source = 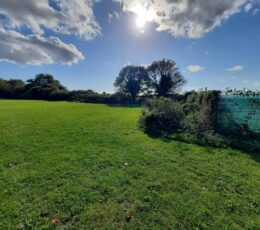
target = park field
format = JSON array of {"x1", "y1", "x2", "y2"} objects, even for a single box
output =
[{"x1": 0, "y1": 100, "x2": 259, "y2": 229}]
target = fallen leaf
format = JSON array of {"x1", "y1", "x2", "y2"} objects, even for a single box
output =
[{"x1": 51, "y1": 219, "x2": 60, "y2": 225}]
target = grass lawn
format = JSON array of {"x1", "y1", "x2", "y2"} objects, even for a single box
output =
[{"x1": 0, "y1": 100, "x2": 259, "y2": 229}]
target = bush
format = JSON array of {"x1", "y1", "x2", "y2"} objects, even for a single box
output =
[
  {"x1": 139, "y1": 91, "x2": 228, "y2": 148},
  {"x1": 139, "y1": 92, "x2": 220, "y2": 138},
  {"x1": 68, "y1": 91, "x2": 134, "y2": 104},
  {"x1": 108, "y1": 92, "x2": 133, "y2": 104},
  {"x1": 48, "y1": 90, "x2": 70, "y2": 101},
  {"x1": 139, "y1": 97, "x2": 184, "y2": 136},
  {"x1": 181, "y1": 107, "x2": 215, "y2": 136},
  {"x1": 182, "y1": 91, "x2": 220, "y2": 132},
  {"x1": 139, "y1": 91, "x2": 259, "y2": 151}
]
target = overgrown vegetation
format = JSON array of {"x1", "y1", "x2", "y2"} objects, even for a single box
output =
[
  {"x1": 139, "y1": 97, "x2": 184, "y2": 136},
  {"x1": 139, "y1": 91, "x2": 260, "y2": 152},
  {"x1": 139, "y1": 91, "x2": 220, "y2": 136}
]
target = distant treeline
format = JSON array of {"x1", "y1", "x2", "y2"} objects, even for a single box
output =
[
  {"x1": 0, "y1": 59, "x2": 188, "y2": 104},
  {"x1": 0, "y1": 74, "x2": 133, "y2": 104}
]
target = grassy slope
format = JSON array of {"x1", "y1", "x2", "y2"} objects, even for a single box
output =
[{"x1": 0, "y1": 100, "x2": 259, "y2": 229}]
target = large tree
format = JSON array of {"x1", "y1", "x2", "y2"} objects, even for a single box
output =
[
  {"x1": 26, "y1": 74, "x2": 66, "y2": 90},
  {"x1": 148, "y1": 59, "x2": 186, "y2": 97},
  {"x1": 25, "y1": 74, "x2": 67, "y2": 99},
  {"x1": 114, "y1": 65, "x2": 149, "y2": 103}
]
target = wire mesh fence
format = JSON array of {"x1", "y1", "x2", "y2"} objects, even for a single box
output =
[{"x1": 217, "y1": 95, "x2": 260, "y2": 134}]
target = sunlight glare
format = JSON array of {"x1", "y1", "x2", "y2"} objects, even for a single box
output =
[
  {"x1": 136, "y1": 16, "x2": 146, "y2": 28},
  {"x1": 131, "y1": 4, "x2": 155, "y2": 28}
]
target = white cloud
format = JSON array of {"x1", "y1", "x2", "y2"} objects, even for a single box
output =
[
  {"x1": 0, "y1": 29, "x2": 84, "y2": 65},
  {"x1": 114, "y1": 11, "x2": 120, "y2": 19},
  {"x1": 187, "y1": 65, "x2": 204, "y2": 73},
  {"x1": 54, "y1": 0, "x2": 101, "y2": 40},
  {"x1": 108, "y1": 11, "x2": 120, "y2": 22},
  {"x1": 108, "y1": 13, "x2": 114, "y2": 23},
  {"x1": 0, "y1": 0, "x2": 101, "y2": 40},
  {"x1": 0, "y1": 0, "x2": 101, "y2": 65},
  {"x1": 114, "y1": 0, "x2": 250, "y2": 38},
  {"x1": 244, "y1": 3, "x2": 252, "y2": 12},
  {"x1": 226, "y1": 65, "x2": 244, "y2": 72}
]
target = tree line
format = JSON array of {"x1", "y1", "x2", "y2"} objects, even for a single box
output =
[
  {"x1": 0, "y1": 59, "x2": 186, "y2": 103},
  {"x1": 0, "y1": 74, "x2": 69, "y2": 101}
]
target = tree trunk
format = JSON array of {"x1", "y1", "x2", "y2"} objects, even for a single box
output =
[{"x1": 131, "y1": 93, "x2": 136, "y2": 104}]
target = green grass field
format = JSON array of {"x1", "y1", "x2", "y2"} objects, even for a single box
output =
[{"x1": 0, "y1": 100, "x2": 259, "y2": 229}]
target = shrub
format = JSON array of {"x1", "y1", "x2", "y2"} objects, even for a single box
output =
[
  {"x1": 181, "y1": 107, "x2": 215, "y2": 136},
  {"x1": 139, "y1": 91, "x2": 228, "y2": 148},
  {"x1": 26, "y1": 86, "x2": 53, "y2": 99},
  {"x1": 68, "y1": 91, "x2": 134, "y2": 104},
  {"x1": 139, "y1": 97, "x2": 184, "y2": 136},
  {"x1": 199, "y1": 132, "x2": 226, "y2": 148},
  {"x1": 138, "y1": 90, "x2": 259, "y2": 151},
  {"x1": 48, "y1": 90, "x2": 70, "y2": 101},
  {"x1": 108, "y1": 92, "x2": 133, "y2": 104},
  {"x1": 182, "y1": 90, "x2": 220, "y2": 132},
  {"x1": 178, "y1": 91, "x2": 228, "y2": 147}
]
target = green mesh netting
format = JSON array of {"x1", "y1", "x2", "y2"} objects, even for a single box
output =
[{"x1": 217, "y1": 95, "x2": 260, "y2": 134}]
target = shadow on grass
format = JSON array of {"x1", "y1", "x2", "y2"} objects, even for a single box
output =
[
  {"x1": 106, "y1": 104, "x2": 141, "y2": 108},
  {"x1": 145, "y1": 132, "x2": 260, "y2": 162},
  {"x1": 225, "y1": 136, "x2": 260, "y2": 161}
]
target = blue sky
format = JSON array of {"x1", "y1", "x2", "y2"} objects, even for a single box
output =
[{"x1": 0, "y1": 0, "x2": 259, "y2": 92}]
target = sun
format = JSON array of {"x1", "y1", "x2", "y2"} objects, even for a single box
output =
[
  {"x1": 131, "y1": 4, "x2": 155, "y2": 28},
  {"x1": 136, "y1": 16, "x2": 146, "y2": 28}
]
